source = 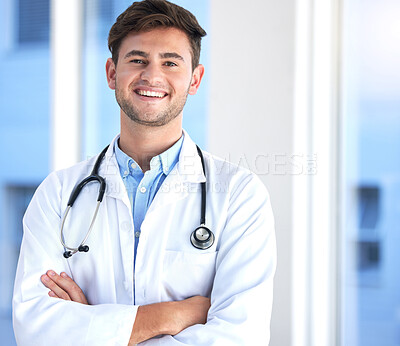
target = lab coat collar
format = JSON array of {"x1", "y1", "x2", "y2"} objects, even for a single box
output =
[
  {"x1": 99, "y1": 137, "x2": 131, "y2": 206},
  {"x1": 113, "y1": 134, "x2": 183, "y2": 177},
  {"x1": 144, "y1": 130, "x2": 206, "y2": 216},
  {"x1": 176, "y1": 130, "x2": 206, "y2": 184},
  {"x1": 99, "y1": 130, "x2": 206, "y2": 202}
]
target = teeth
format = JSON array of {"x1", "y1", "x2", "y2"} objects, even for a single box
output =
[{"x1": 137, "y1": 90, "x2": 165, "y2": 98}]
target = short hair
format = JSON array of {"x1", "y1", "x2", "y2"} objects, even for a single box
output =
[{"x1": 108, "y1": 0, "x2": 207, "y2": 70}]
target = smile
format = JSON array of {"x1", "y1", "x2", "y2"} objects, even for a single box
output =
[{"x1": 135, "y1": 89, "x2": 167, "y2": 98}]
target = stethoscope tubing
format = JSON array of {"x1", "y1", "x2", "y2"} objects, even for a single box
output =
[
  {"x1": 196, "y1": 145, "x2": 207, "y2": 226},
  {"x1": 60, "y1": 201, "x2": 101, "y2": 255},
  {"x1": 60, "y1": 146, "x2": 109, "y2": 258},
  {"x1": 60, "y1": 143, "x2": 214, "y2": 258}
]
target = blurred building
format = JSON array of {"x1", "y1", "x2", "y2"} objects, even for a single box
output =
[{"x1": 0, "y1": 0, "x2": 50, "y2": 343}]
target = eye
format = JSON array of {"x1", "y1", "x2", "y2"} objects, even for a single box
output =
[
  {"x1": 130, "y1": 59, "x2": 146, "y2": 64},
  {"x1": 164, "y1": 61, "x2": 177, "y2": 67}
]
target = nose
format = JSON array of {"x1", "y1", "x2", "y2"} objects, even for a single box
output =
[{"x1": 140, "y1": 63, "x2": 163, "y2": 85}]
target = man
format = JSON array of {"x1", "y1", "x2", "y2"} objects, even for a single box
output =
[{"x1": 13, "y1": 0, "x2": 276, "y2": 344}]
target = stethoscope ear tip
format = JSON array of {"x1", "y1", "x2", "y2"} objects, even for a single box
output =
[
  {"x1": 63, "y1": 251, "x2": 72, "y2": 259},
  {"x1": 78, "y1": 245, "x2": 89, "y2": 252},
  {"x1": 63, "y1": 245, "x2": 89, "y2": 258}
]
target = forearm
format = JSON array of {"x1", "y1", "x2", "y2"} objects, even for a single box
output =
[
  {"x1": 15, "y1": 258, "x2": 136, "y2": 345},
  {"x1": 39, "y1": 270, "x2": 210, "y2": 345},
  {"x1": 129, "y1": 301, "x2": 174, "y2": 344},
  {"x1": 13, "y1": 296, "x2": 137, "y2": 345},
  {"x1": 129, "y1": 296, "x2": 210, "y2": 344}
]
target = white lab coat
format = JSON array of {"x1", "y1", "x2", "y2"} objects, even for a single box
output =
[{"x1": 13, "y1": 131, "x2": 276, "y2": 345}]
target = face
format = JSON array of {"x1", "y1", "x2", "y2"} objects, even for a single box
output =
[{"x1": 106, "y1": 27, "x2": 204, "y2": 127}]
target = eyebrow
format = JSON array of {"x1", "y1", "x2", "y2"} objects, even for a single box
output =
[
  {"x1": 123, "y1": 50, "x2": 149, "y2": 59},
  {"x1": 123, "y1": 50, "x2": 185, "y2": 62},
  {"x1": 160, "y1": 52, "x2": 185, "y2": 62}
]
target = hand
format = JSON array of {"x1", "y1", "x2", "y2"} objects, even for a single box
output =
[{"x1": 40, "y1": 270, "x2": 88, "y2": 305}]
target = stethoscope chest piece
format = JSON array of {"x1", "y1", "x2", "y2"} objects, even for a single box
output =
[{"x1": 190, "y1": 225, "x2": 215, "y2": 250}]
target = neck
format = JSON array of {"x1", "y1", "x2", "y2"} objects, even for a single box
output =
[{"x1": 119, "y1": 114, "x2": 183, "y2": 172}]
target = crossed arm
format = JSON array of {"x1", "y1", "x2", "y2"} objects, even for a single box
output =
[
  {"x1": 17, "y1": 171, "x2": 275, "y2": 344},
  {"x1": 40, "y1": 270, "x2": 210, "y2": 345}
]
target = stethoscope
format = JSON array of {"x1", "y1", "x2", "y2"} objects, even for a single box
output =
[{"x1": 60, "y1": 144, "x2": 215, "y2": 258}]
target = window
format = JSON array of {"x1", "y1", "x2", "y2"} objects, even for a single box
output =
[
  {"x1": 0, "y1": 185, "x2": 38, "y2": 345},
  {"x1": 341, "y1": 0, "x2": 400, "y2": 345},
  {"x1": 17, "y1": 0, "x2": 50, "y2": 45},
  {"x1": 357, "y1": 186, "x2": 380, "y2": 230},
  {"x1": 0, "y1": 1, "x2": 50, "y2": 343},
  {"x1": 356, "y1": 186, "x2": 381, "y2": 273}
]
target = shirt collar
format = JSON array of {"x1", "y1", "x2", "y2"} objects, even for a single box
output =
[
  {"x1": 157, "y1": 134, "x2": 183, "y2": 175},
  {"x1": 114, "y1": 134, "x2": 184, "y2": 177},
  {"x1": 114, "y1": 138, "x2": 138, "y2": 178}
]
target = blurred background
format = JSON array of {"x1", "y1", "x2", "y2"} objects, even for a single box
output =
[{"x1": 0, "y1": 0, "x2": 399, "y2": 345}]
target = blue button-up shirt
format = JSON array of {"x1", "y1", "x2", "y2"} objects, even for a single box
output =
[{"x1": 114, "y1": 135, "x2": 183, "y2": 266}]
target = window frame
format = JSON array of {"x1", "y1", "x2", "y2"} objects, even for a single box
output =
[
  {"x1": 292, "y1": 0, "x2": 342, "y2": 345},
  {"x1": 50, "y1": 0, "x2": 83, "y2": 171}
]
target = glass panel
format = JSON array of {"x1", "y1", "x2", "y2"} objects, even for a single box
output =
[
  {"x1": 341, "y1": 0, "x2": 400, "y2": 345},
  {"x1": 82, "y1": 0, "x2": 210, "y2": 159},
  {"x1": 17, "y1": 0, "x2": 50, "y2": 45},
  {"x1": 0, "y1": 0, "x2": 51, "y2": 343}
]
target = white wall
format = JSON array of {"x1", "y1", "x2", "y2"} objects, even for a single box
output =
[{"x1": 208, "y1": 1, "x2": 296, "y2": 345}]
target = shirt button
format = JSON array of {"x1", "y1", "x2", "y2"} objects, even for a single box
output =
[
  {"x1": 124, "y1": 170, "x2": 128, "y2": 176},
  {"x1": 140, "y1": 186, "x2": 146, "y2": 193},
  {"x1": 135, "y1": 232, "x2": 140, "y2": 238},
  {"x1": 131, "y1": 162, "x2": 137, "y2": 169}
]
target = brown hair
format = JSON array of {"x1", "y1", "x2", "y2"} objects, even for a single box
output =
[{"x1": 108, "y1": 0, "x2": 207, "y2": 70}]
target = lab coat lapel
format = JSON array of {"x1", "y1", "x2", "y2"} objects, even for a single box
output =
[
  {"x1": 98, "y1": 136, "x2": 131, "y2": 208},
  {"x1": 146, "y1": 130, "x2": 206, "y2": 213},
  {"x1": 95, "y1": 138, "x2": 135, "y2": 303},
  {"x1": 135, "y1": 131, "x2": 206, "y2": 304},
  {"x1": 97, "y1": 132, "x2": 206, "y2": 210}
]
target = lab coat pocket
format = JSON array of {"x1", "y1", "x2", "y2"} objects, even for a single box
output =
[{"x1": 162, "y1": 250, "x2": 217, "y2": 301}]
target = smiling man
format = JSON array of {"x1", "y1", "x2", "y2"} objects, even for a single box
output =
[{"x1": 13, "y1": 1, "x2": 276, "y2": 345}]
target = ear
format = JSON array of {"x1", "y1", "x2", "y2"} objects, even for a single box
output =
[
  {"x1": 188, "y1": 64, "x2": 205, "y2": 95},
  {"x1": 106, "y1": 58, "x2": 117, "y2": 90}
]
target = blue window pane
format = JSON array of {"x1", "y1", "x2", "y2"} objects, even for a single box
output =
[
  {"x1": 357, "y1": 186, "x2": 380, "y2": 230},
  {"x1": 17, "y1": 0, "x2": 50, "y2": 44},
  {"x1": 0, "y1": 0, "x2": 50, "y2": 343},
  {"x1": 341, "y1": 0, "x2": 400, "y2": 345}
]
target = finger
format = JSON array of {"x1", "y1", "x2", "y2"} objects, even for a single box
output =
[
  {"x1": 59, "y1": 272, "x2": 88, "y2": 304},
  {"x1": 40, "y1": 274, "x2": 71, "y2": 301},
  {"x1": 46, "y1": 270, "x2": 88, "y2": 304},
  {"x1": 48, "y1": 291, "x2": 58, "y2": 298}
]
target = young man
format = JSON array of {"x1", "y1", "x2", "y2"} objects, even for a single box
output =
[{"x1": 13, "y1": 1, "x2": 276, "y2": 344}]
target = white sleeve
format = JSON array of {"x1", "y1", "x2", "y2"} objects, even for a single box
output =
[
  {"x1": 12, "y1": 172, "x2": 137, "y2": 346},
  {"x1": 143, "y1": 174, "x2": 277, "y2": 346}
]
